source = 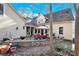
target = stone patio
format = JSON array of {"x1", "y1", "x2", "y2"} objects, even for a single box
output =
[{"x1": 16, "y1": 46, "x2": 50, "y2": 56}]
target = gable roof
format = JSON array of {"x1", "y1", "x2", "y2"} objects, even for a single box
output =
[
  {"x1": 25, "y1": 8, "x2": 74, "y2": 25},
  {"x1": 45, "y1": 8, "x2": 74, "y2": 23}
]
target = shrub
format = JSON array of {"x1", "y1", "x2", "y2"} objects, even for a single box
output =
[
  {"x1": 33, "y1": 34, "x2": 49, "y2": 39},
  {"x1": 55, "y1": 44, "x2": 64, "y2": 52},
  {"x1": 27, "y1": 32, "x2": 31, "y2": 37},
  {"x1": 3, "y1": 38, "x2": 10, "y2": 41},
  {"x1": 33, "y1": 34, "x2": 38, "y2": 39},
  {"x1": 41, "y1": 35, "x2": 48, "y2": 39},
  {"x1": 20, "y1": 36, "x2": 26, "y2": 40},
  {"x1": 36, "y1": 34, "x2": 41, "y2": 39}
]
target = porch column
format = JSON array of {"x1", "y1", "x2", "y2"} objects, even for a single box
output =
[
  {"x1": 47, "y1": 29, "x2": 50, "y2": 37},
  {"x1": 37, "y1": 29, "x2": 38, "y2": 34},
  {"x1": 38, "y1": 29, "x2": 41, "y2": 34},
  {"x1": 33, "y1": 28, "x2": 35, "y2": 35},
  {"x1": 40, "y1": 29, "x2": 41, "y2": 35},
  {"x1": 39, "y1": 29, "x2": 41, "y2": 35},
  {"x1": 26, "y1": 26, "x2": 27, "y2": 36},
  {"x1": 47, "y1": 29, "x2": 48, "y2": 34},
  {"x1": 44, "y1": 29, "x2": 45, "y2": 35},
  {"x1": 30, "y1": 27, "x2": 31, "y2": 36}
]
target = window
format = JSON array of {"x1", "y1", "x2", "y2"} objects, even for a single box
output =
[
  {"x1": 35, "y1": 29, "x2": 37, "y2": 33},
  {"x1": 59, "y1": 27, "x2": 63, "y2": 34},
  {"x1": 38, "y1": 21, "x2": 40, "y2": 23},
  {"x1": 16, "y1": 27, "x2": 18, "y2": 30},
  {"x1": 66, "y1": 10, "x2": 69, "y2": 14},
  {"x1": 40, "y1": 19, "x2": 43, "y2": 22},
  {"x1": 60, "y1": 15, "x2": 64, "y2": 18},
  {"x1": 0, "y1": 4, "x2": 3, "y2": 15},
  {"x1": 27, "y1": 27, "x2": 30, "y2": 32},
  {"x1": 45, "y1": 29, "x2": 47, "y2": 34},
  {"x1": 41, "y1": 29, "x2": 43, "y2": 35}
]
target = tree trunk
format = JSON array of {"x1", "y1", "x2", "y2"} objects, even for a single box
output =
[
  {"x1": 74, "y1": 3, "x2": 79, "y2": 56},
  {"x1": 49, "y1": 3, "x2": 55, "y2": 55}
]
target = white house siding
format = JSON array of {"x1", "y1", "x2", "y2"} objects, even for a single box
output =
[
  {"x1": 36, "y1": 13, "x2": 46, "y2": 24},
  {"x1": 46, "y1": 21, "x2": 73, "y2": 40},
  {"x1": 72, "y1": 21, "x2": 75, "y2": 39},
  {"x1": 0, "y1": 4, "x2": 26, "y2": 40},
  {"x1": 0, "y1": 24, "x2": 26, "y2": 40},
  {"x1": 0, "y1": 4, "x2": 74, "y2": 40}
]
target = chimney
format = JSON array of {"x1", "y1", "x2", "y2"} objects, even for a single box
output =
[{"x1": 38, "y1": 13, "x2": 41, "y2": 16}]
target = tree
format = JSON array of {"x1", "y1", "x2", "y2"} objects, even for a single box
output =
[
  {"x1": 18, "y1": 7, "x2": 33, "y2": 19},
  {"x1": 74, "y1": 3, "x2": 79, "y2": 56},
  {"x1": 49, "y1": 3, "x2": 55, "y2": 55}
]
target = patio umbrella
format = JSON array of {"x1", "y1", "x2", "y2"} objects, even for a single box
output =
[{"x1": 36, "y1": 26, "x2": 48, "y2": 29}]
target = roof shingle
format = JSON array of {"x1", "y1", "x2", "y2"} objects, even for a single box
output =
[{"x1": 25, "y1": 8, "x2": 74, "y2": 25}]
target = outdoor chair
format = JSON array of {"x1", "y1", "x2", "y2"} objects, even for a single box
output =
[{"x1": 10, "y1": 47, "x2": 16, "y2": 55}]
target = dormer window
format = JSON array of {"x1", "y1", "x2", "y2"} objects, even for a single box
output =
[
  {"x1": 40, "y1": 19, "x2": 43, "y2": 21},
  {"x1": 37, "y1": 13, "x2": 46, "y2": 24},
  {"x1": 38, "y1": 21, "x2": 40, "y2": 23},
  {"x1": 66, "y1": 10, "x2": 69, "y2": 14}
]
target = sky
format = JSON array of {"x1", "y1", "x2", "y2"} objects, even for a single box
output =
[{"x1": 11, "y1": 3, "x2": 76, "y2": 17}]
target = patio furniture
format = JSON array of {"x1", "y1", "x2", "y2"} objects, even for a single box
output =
[
  {"x1": 9, "y1": 42, "x2": 17, "y2": 55},
  {"x1": 10, "y1": 47, "x2": 16, "y2": 53}
]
